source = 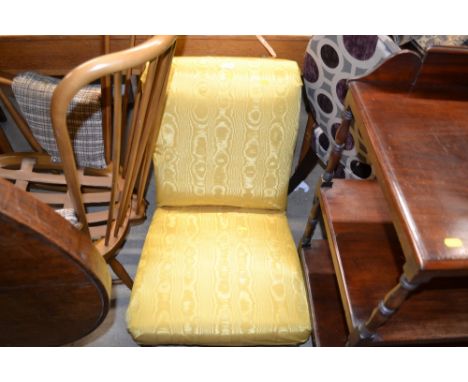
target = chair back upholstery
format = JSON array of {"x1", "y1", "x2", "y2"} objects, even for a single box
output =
[
  {"x1": 12, "y1": 71, "x2": 106, "y2": 169},
  {"x1": 303, "y1": 35, "x2": 399, "y2": 179},
  {"x1": 154, "y1": 57, "x2": 302, "y2": 211}
]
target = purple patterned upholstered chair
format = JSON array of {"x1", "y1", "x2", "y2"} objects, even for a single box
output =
[{"x1": 289, "y1": 36, "x2": 399, "y2": 190}]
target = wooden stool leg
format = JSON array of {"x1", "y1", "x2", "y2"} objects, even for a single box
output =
[{"x1": 109, "y1": 258, "x2": 134, "y2": 289}]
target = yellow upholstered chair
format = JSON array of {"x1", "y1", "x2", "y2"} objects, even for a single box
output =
[{"x1": 127, "y1": 57, "x2": 311, "y2": 345}]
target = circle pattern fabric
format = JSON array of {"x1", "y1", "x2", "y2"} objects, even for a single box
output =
[{"x1": 303, "y1": 35, "x2": 399, "y2": 179}]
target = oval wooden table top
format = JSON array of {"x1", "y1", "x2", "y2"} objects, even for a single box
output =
[{"x1": 0, "y1": 178, "x2": 111, "y2": 346}]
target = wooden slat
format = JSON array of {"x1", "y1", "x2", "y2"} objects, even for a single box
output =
[
  {"x1": 87, "y1": 210, "x2": 109, "y2": 224},
  {"x1": 33, "y1": 190, "x2": 112, "y2": 205},
  {"x1": 90, "y1": 225, "x2": 106, "y2": 240},
  {"x1": 14, "y1": 157, "x2": 35, "y2": 191},
  {"x1": 0, "y1": 167, "x2": 112, "y2": 187}
]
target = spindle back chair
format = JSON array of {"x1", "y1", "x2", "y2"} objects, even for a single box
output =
[{"x1": 0, "y1": 35, "x2": 177, "y2": 289}]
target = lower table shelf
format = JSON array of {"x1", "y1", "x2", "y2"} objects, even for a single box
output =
[
  {"x1": 301, "y1": 179, "x2": 468, "y2": 346},
  {"x1": 300, "y1": 241, "x2": 348, "y2": 346}
]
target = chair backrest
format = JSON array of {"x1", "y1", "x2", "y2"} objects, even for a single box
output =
[
  {"x1": 153, "y1": 57, "x2": 302, "y2": 211},
  {"x1": 0, "y1": 177, "x2": 111, "y2": 346},
  {"x1": 51, "y1": 35, "x2": 177, "y2": 247},
  {"x1": 303, "y1": 35, "x2": 399, "y2": 179}
]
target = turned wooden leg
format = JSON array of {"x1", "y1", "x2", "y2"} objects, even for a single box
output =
[
  {"x1": 109, "y1": 258, "x2": 134, "y2": 289},
  {"x1": 299, "y1": 109, "x2": 354, "y2": 247},
  {"x1": 347, "y1": 273, "x2": 421, "y2": 345}
]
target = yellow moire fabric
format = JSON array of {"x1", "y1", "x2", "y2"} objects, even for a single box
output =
[
  {"x1": 126, "y1": 207, "x2": 311, "y2": 345},
  {"x1": 154, "y1": 57, "x2": 302, "y2": 211},
  {"x1": 127, "y1": 57, "x2": 311, "y2": 345}
]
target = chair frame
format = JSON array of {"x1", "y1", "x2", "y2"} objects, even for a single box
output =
[{"x1": 0, "y1": 35, "x2": 177, "y2": 289}]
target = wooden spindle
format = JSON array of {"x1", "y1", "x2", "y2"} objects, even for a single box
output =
[
  {"x1": 123, "y1": 81, "x2": 142, "y2": 175},
  {"x1": 114, "y1": 60, "x2": 159, "y2": 233},
  {"x1": 101, "y1": 36, "x2": 113, "y2": 165},
  {"x1": 121, "y1": 36, "x2": 137, "y2": 149},
  {"x1": 135, "y1": 44, "x2": 175, "y2": 213},
  {"x1": 105, "y1": 72, "x2": 122, "y2": 246}
]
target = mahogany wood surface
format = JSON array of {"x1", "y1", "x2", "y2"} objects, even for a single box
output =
[
  {"x1": 300, "y1": 241, "x2": 348, "y2": 346},
  {"x1": 348, "y1": 47, "x2": 468, "y2": 278},
  {"x1": 0, "y1": 35, "x2": 310, "y2": 76},
  {"x1": 0, "y1": 177, "x2": 111, "y2": 346},
  {"x1": 319, "y1": 179, "x2": 468, "y2": 345},
  {"x1": 357, "y1": 50, "x2": 421, "y2": 91},
  {"x1": 412, "y1": 46, "x2": 468, "y2": 97}
]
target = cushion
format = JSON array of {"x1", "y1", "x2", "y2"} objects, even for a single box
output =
[
  {"x1": 12, "y1": 71, "x2": 106, "y2": 169},
  {"x1": 303, "y1": 35, "x2": 399, "y2": 179},
  {"x1": 55, "y1": 208, "x2": 81, "y2": 229},
  {"x1": 154, "y1": 57, "x2": 302, "y2": 211},
  {"x1": 126, "y1": 206, "x2": 311, "y2": 345}
]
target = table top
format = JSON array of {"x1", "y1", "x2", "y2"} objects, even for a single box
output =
[
  {"x1": 0, "y1": 177, "x2": 111, "y2": 346},
  {"x1": 348, "y1": 47, "x2": 468, "y2": 280}
]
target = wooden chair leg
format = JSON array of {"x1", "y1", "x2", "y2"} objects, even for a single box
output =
[
  {"x1": 109, "y1": 258, "x2": 134, "y2": 289},
  {"x1": 298, "y1": 112, "x2": 316, "y2": 163},
  {"x1": 288, "y1": 112, "x2": 318, "y2": 194},
  {"x1": 288, "y1": 147, "x2": 319, "y2": 194}
]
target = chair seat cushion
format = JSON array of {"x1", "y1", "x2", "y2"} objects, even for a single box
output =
[{"x1": 126, "y1": 206, "x2": 311, "y2": 345}]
